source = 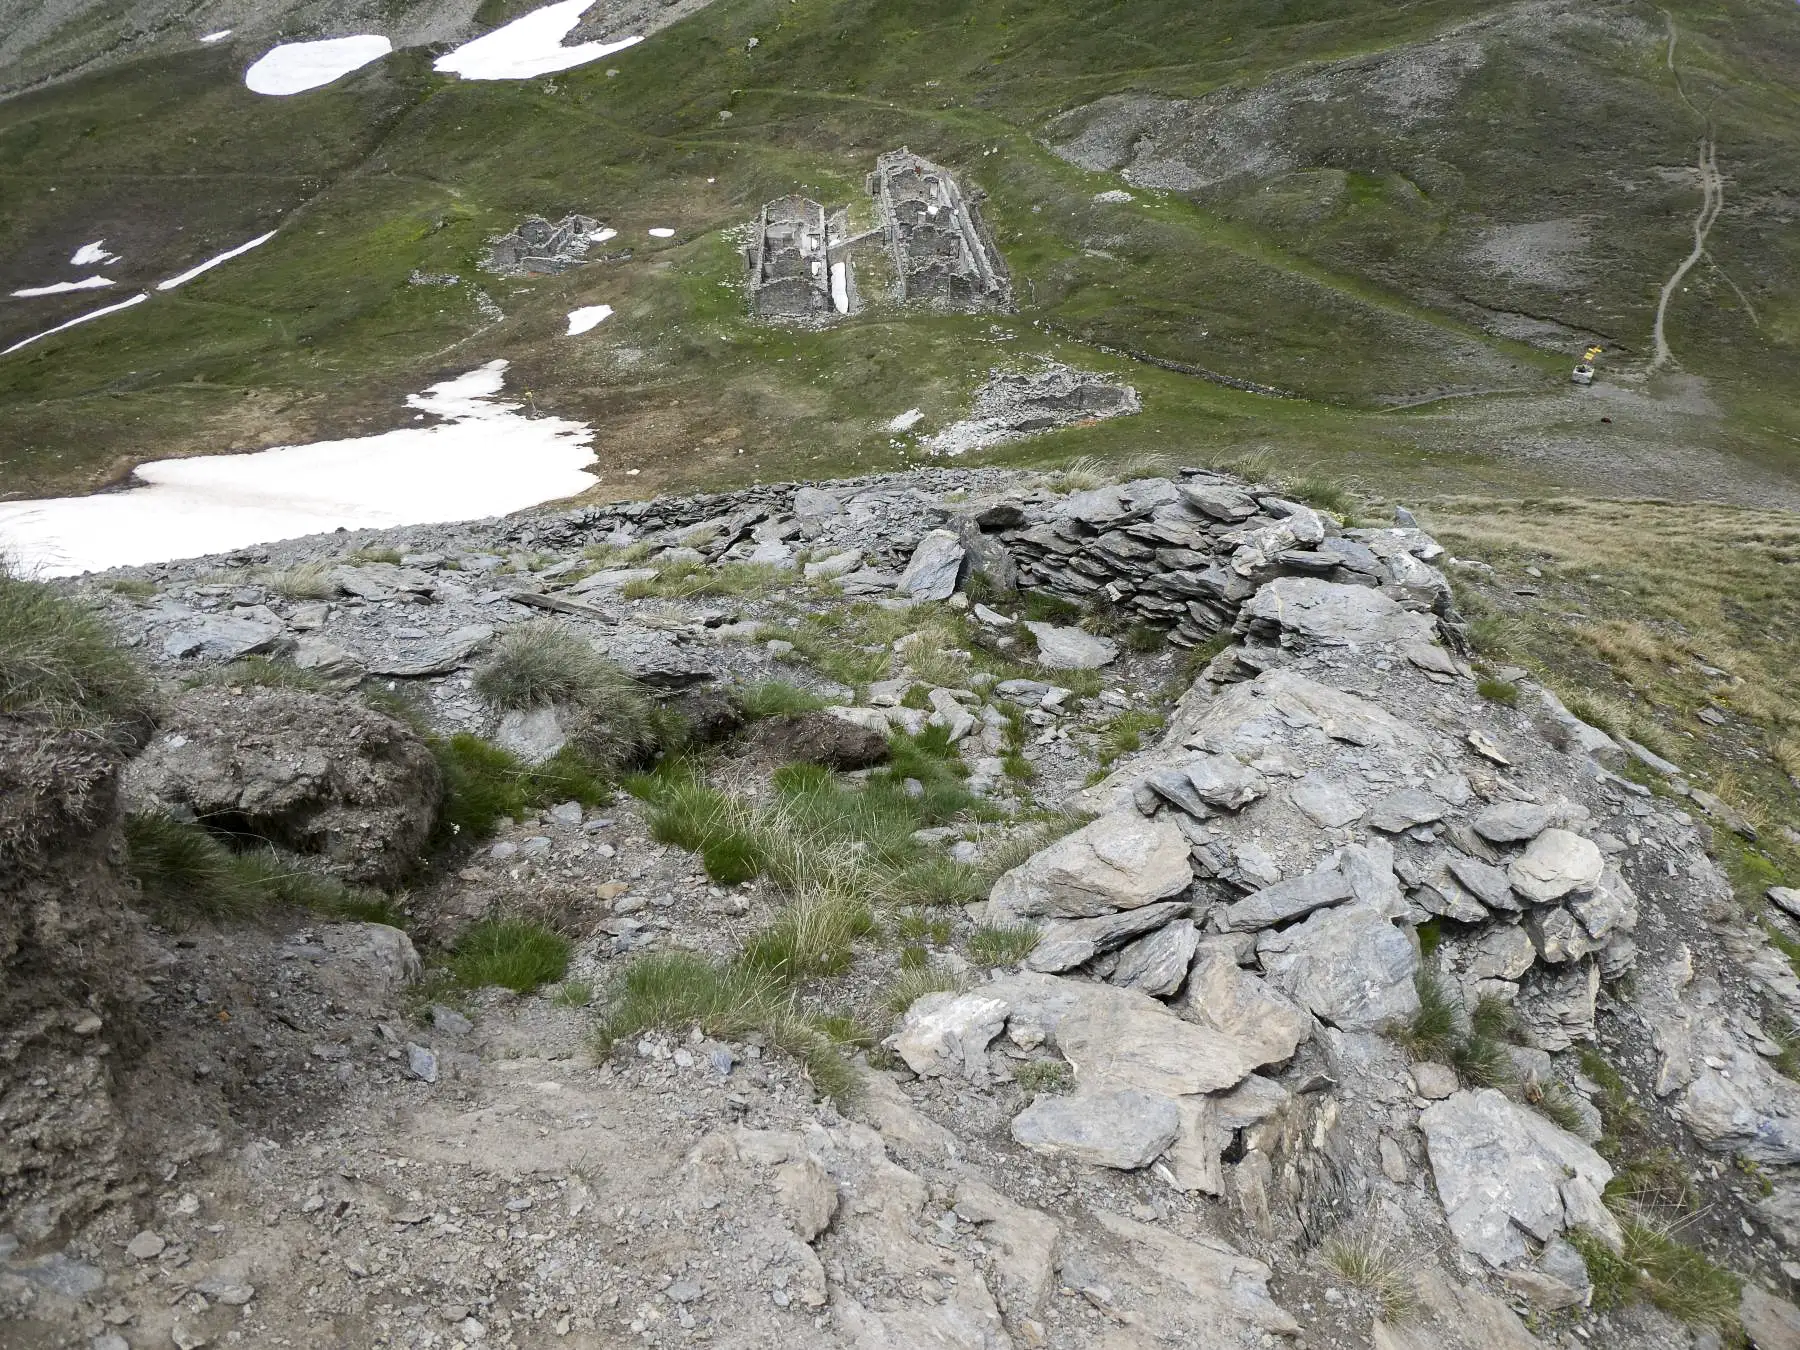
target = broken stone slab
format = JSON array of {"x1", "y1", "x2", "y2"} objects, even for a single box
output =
[
  {"x1": 1289, "y1": 773, "x2": 1365, "y2": 828},
  {"x1": 791, "y1": 486, "x2": 843, "y2": 518},
  {"x1": 1024, "y1": 621, "x2": 1117, "y2": 669},
  {"x1": 1105, "y1": 917, "x2": 1200, "y2": 996},
  {"x1": 1403, "y1": 640, "x2": 1459, "y2": 675},
  {"x1": 290, "y1": 635, "x2": 365, "y2": 689},
  {"x1": 1741, "y1": 1285, "x2": 1800, "y2": 1350},
  {"x1": 1172, "y1": 943, "x2": 1311, "y2": 1068},
  {"x1": 1011, "y1": 1088, "x2": 1179, "y2": 1169},
  {"x1": 1416, "y1": 867, "x2": 1489, "y2": 924},
  {"x1": 897, "y1": 530, "x2": 966, "y2": 600},
  {"x1": 1771, "y1": 886, "x2": 1800, "y2": 920},
  {"x1": 1221, "y1": 865, "x2": 1353, "y2": 932},
  {"x1": 987, "y1": 809, "x2": 1192, "y2": 924},
  {"x1": 1256, "y1": 900, "x2": 1419, "y2": 1031},
  {"x1": 1534, "y1": 687, "x2": 1624, "y2": 768},
  {"x1": 1448, "y1": 856, "x2": 1523, "y2": 912},
  {"x1": 1025, "y1": 901, "x2": 1190, "y2": 973},
  {"x1": 1507, "y1": 829, "x2": 1604, "y2": 904},
  {"x1": 494, "y1": 705, "x2": 568, "y2": 764},
  {"x1": 569, "y1": 566, "x2": 659, "y2": 593},
  {"x1": 1525, "y1": 907, "x2": 1605, "y2": 964},
  {"x1": 1464, "y1": 923, "x2": 1537, "y2": 983},
  {"x1": 1371, "y1": 1266, "x2": 1544, "y2": 1350},
  {"x1": 1472, "y1": 801, "x2": 1553, "y2": 844},
  {"x1": 1518, "y1": 961, "x2": 1601, "y2": 1053},
  {"x1": 506, "y1": 589, "x2": 613, "y2": 621},
  {"x1": 888, "y1": 991, "x2": 1009, "y2": 1082},
  {"x1": 366, "y1": 624, "x2": 493, "y2": 677},
  {"x1": 1367, "y1": 787, "x2": 1448, "y2": 834},
  {"x1": 1566, "y1": 863, "x2": 1638, "y2": 941},
  {"x1": 1235, "y1": 576, "x2": 1437, "y2": 646},
  {"x1": 951, "y1": 1179, "x2": 1060, "y2": 1322},
  {"x1": 1419, "y1": 1087, "x2": 1614, "y2": 1268},
  {"x1": 773, "y1": 1155, "x2": 838, "y2": 1241},
  {"x1": 1177, "y1": 482, "x2": 1260, "y2": 521},
  {"x1": 1087, "y1": 1208, "x2": 1301, "y2": 1338},
  {"x1": 162, "y1": 614, "x2": 287, "y2": 660},
  {"x1": 1056, "y1": 980, "x2": 1266, "y2": 1097}
]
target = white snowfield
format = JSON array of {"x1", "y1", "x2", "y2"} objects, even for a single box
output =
[
  {"x1": 2, "y1": 292, "x2": 147, "y2": 356},
  {"x1": 245, "y1": 35, "x2": 392, "y2": 95},
  {"x1": 434, "y1": 0, "x2": 642, "y2": 80},
  {"x1": 0, "y1": 361, "x2": 599, "y2": 577},
  {"x1": 11, "y1": 277, "x2": 114, "y2": 298},
  {"x1": 566, "y1": 305, "x2": 613, "y2": 335},
  {"x1": 648, "y1": 227, "x2": 675, "y2": 238},
  {"x1": 71, "y1": 241, "x2": 119, "y2": 266},
  {"x1": 589, "y1": 227, "x2": 618, "y2": 243},
  {"x1": 157, "y1": 231, "x2": 277, "y2": 291}
]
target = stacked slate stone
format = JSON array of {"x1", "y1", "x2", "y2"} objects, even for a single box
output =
[{"x1": 990, "y1": 473, "x2": 1455, "y2": 648}]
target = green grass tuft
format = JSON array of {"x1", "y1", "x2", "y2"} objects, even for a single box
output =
[
  {"x1": 735, "y1": 679, "x2": 828, "y2": 720},
  {"x1": 1014, "y1": 1059, "x2": 1073, "y2": 1098},
  {"x1": 433, "y1": 733, "x2": 611, "y2": 839},
  {"x1": 449, "y1": 919, "x2": 570, "y2": 994},
  {"x1": 1571, "y1": 1219, "x2": 1742, "y2": 1331},
  {"x1": 968, "y1": 924, "x2": 1041, "y2": 966},
  {"x1": 473, "y1": 622, "x2": 658, "y2": 768},
  {"x1": 1476, "y1": 677, "x2": 1519, "y2": 706},
  {"x1": 1321, "y1": 1228, "x2": 1415, "y2": 1323},
  {"x1": 0, "y1": 569, "x2": 153, "y2": 734}
]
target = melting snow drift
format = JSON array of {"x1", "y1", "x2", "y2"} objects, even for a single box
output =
[
  {"x1": 647, "y1": 227, "x2": 675, "y2": 238},
  {"x1": 566, "y1": 305, "x2": 613, "y2": 335},
  {"x1": 157, "y1": 231, "x2": 277, "y2": 290},
  {"x1": 3, "y1": 292, "x2": 148, "y2": 356},
  {"x1": 0, "y1": 361, "x2": 599, "y2": 577},
  {"x1": 12, "y1": 277, "x2": 114, "y2": 298},
  {"x1": 71, "y1": 241, "x2": 119, "y2": 267},
  {"x1": 246, "y1": 36, "x2": 392, "y2": 95},
  {"x1": 434, "y1": 1, "x2": 642, "y2": 80},
  {"x1": 200, "y1": 29, "x2": 232, "y2": 43}
]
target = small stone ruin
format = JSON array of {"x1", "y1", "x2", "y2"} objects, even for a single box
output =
[
  {"x1": 867, "y1": 147, "x2": 1010, "y2": 310},
  {"x1": 746, "y1": 148, "x2": 1009, "y2": 321},
  {"x1": 483, "y1": 214, "x2": 608, "y2": 276}
]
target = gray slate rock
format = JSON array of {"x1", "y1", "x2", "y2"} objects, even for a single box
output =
[
  {"x1": 1106, "y1": 918, "x2": 1200, "y2": 996},
  {"x1": 898, "y1": 530, "x2": 966, "y2": 600},
  {"x1": 1236, "y1": 577, "x2": 1435, "y2": 645},
  {"x1": 1472, "y1": 801, "x2": 1553, "y2": 844},
  {"x1": 163, "y1": 614, "x2": 286, "y2": 660},
  {"x1": 1507, "y1": 829, "x2": 1604, "y2": 904},
  {"x1": 1010, "y1": 1089, "x2": 1180, "y2": 1169},
  {"x1": 1024, "y1": 622, "x2": 1118, "y2": 669},
  {"x1": 367, "y1": 624, "x2": 493, "y2": 677},
  {"x1": 1255, "y1": 900, "x2": 1419, "y2": 1030},
  {"x1": 1026, "y1": 901, "x2": 1189, "y2": 973},
  {"x1": 1173, "y1": 943, "x2": 1311, "y2": 1068},
  {"x1": 494, "y1": 705, "x2": 569, "y2": 764},
  {"x1": 1222, "y1": 866, "x2": 1352, "y2": 932},
  {"x1": 1289, "y1": 773, "x2": 1364, "y2": 828},
  {"x1": 1448, "y1": 856, "x2": 1523, "y2": 912},
  {"x1": 987, "y1": 810, "x2": 1192, "y2": 923},
  {"x1": 1367, "y1": 787, "x2": 1447, "y2": 833}
]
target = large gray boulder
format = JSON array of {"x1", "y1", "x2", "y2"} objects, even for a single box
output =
[
  {"x1": 1236, "y1": 577, "x2": 1436, "y2": 646},
  {"x1": 987, "y1": 810, "x2": 1192, "y2": 924},
  {"x1": 1010, "y1": 1089, "x2": 1179, "y2": 1169},
  {"x1": 1025, "y1": 901, "x2": 1189, "y2": 973},
  {"x1": 1507, "y1": 829, "x2": 1604, "y2": 904},
  {"x1": 1419, "y1": 1088, "x2": 1617, "y2": 1268},
  {"x1": 897, "y1": 530, "x2": 966, "y2": 600},
  {"x1": 1023, "y1": 622, "x2": 1117, "y2": 670},
  {"x1": 125, "y1": 687, "x2": 442, "y2": 887},
  {"x1": 1173, "y1": 944, "x2": 1311, "y2": 1068},
  {"x1": 1255, "y1": 900, "x2": 1419, "y2": 1030}
]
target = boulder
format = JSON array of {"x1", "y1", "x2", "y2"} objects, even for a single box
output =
[
  {"x1": 1173, "y1": 944, "x2": 1311, "y2": 1068},
  {"x1": 161, "y1": 614, "x2": 287, "y2": 661},
  {"x1": 1448, "y1": 856, "x2": 1522, "y2": 912},
  {"x1": 1256, "y1": 901, "x2": 1419, "y2": 1030},
  {"x1": 290, "y1": 636, "x2": 365, "y2": 690},
  {"x1": 1507, "y1": 829, "x2": 1604, "y2": 904},
  {"x1": 366, "y1": 624, "x2": 493, "y2": 678},
  {"x1": 494, "y1": 705, "x2": 569, "y2": 764},
  {"x1": 1010, "y1": 1089, "x2": 1179, "y2": 1169},
  {"x1": 1055, "y1": 981, "x2": 1264, "y2": 1097},
  {"x1": 1106, "y1": 918, "x2": 1200, "y2": 996},
  {"x1": 1221, "y1": 866, "x2": 1352, "y2": 932},
  {"x1": 791, "y1": 487, "x2": 843, "y2": 518},
  {"x1": 888, "y1": 992, "x2": 1009, "y2": 1082},
  {"x1": 754, "y1": 710, "x2": 889, "y2": 770},
  {"x1": 1367, "y1": 788, "x2": 1447, "y2": 834},
  {"x1": 125, "y1": 687, "x2": 441, "y2": 887},
  {"x1": 1742, "y1": 1286, "x2": 1800, "y2": 1350},
  {"x1": 987, "y1": 810, "x2": 1192, "y2": 923},
  {"x1": 897, "y1": 530, "x2": 965, "y2": 600},
  {"x1": 1419, "y1": 1088, "x2": 1614, "y2": 1267},
  {"x1": 1472, "y1": 802, "x2": 1553, "y2": 844},
  {"x1": 1024, "y1": 622, "x2": 1118, "y2": 670},
  {"x1": 1289, "y1": 773, "x2": 1365, "y2": 828},
  {"x1": 1025, "y1": 901, "x2": 1189, "y2": 973},
  {"x1": 1236, "y1": 577, "x2": 1436, "y2": 646}
]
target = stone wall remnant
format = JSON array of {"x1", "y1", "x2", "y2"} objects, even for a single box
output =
[
  {"x1": 868, "y1": 147, "x2": 1010, "y2": 310},
  {"x1": 484, "y1": 214, "x2": 608, "y2": 275},
  {"x1": 747, "y1": 195, "x2": 835, "y2": 319}
]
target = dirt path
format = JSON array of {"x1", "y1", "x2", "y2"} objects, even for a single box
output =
[{"x1": 1648, "y1": 13, "x2": 1725, "y2": 374}]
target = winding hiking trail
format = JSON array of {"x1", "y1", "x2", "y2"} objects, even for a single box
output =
[{"x1": 1649, "y1": 13, "x2": 1726, "y2": 373}]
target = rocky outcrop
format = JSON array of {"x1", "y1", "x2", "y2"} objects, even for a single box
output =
[{"x1": 126, "y1": 687, "x2": 442, "y2": 887}]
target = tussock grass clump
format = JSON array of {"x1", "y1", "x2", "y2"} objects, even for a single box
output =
[
  {"x1": 449, "y1": 918, "x2": 570, "y2": 993},
  {"x1": 622, "y1": 561, "x2": 793, "y2": 601},
  {"x1": 969, "y1": 924, "x2": 1041, "y2": 967},
  {"x1": 1321, "y1": 1229, "x2": 1415, "y2": 1322},
  {"x1": 1095, "y1": 708, "x2": 1164, "y2": 766},
  {"x1": 124, "y1": 811, "x2": 395, "y2": 924},
  {"x1": 1014, "y1": 1059, "x2": 1072, "y2": 1098},
  {"x1": 883, "y1": 962, "x2": 965, "y2": 1015},
  {"x1": 434, "y1": 734, "x2": 611, "y2": 839},
  {"x1": 735, "y1": 680, "x2": 827, "y2": 720},
  {"x1": 595, "y1": 951, "x2": 861, "y2": 1101},
  {"x1": 1570, "y1": 1219, "x2": 1741, "y2": 1331},
  {"x1": 1393, "y1": 973, "x2": 1518, "y2": 1089},
  {"x1": 1475, "y1": 676, "x2": 1518, "y2": 706},
  {"x1": 0, "y1": 569, "x2": 153, "y2": 733},
  {"x1": 345, "y1": 546, "x2": 403, "y2": 565},
  {"x1": 191, "y1": 655, "x2": 329, "y2": 693},
  {"x1": 473, "y1": 622, "x2": 661, "y2": 770},
  {"x1": 263, "y1": 561, "x2": 339, "y2": 600}
]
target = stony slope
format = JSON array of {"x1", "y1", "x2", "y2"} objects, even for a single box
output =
[{"x1": 7, "y1": 465, "x2": 1800, "y2": 1349}]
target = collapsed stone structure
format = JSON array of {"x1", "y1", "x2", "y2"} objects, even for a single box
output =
[
  {"x1": 747, "y1": 148, "x2": 1008, "y2": 321},
  {"x1": 483, "y1": 214, "x2": 608, "y2": 275},
  {"x1": 867, "y1": 147, "x2": 1010, "y2": 310}
]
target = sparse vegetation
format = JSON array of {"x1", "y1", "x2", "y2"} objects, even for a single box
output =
[
  {"x1": 0, "y1": 568, "x2": 153, "y2": 734},
  {"x1": 262, "y1": 562, "x2": 339, "y2": 600},
  {"x1": 449, "y1": 918, "x2": 570, "y2": 994},
  {"x1": 1570, "y1": 1218, "x2": 1741, "y2": 1331},
  {"x1": 1321, "y1": 1228, "x2": 1415, "y2": 1322},
  {"x1": 968, "y1": 924, "x2": 1041, "y2": 967},
  {"x1": 735, "y1": 680, "x2": 827, "y2": 720},
  {"x1": 434, "y1": 733, "x2": 611, "y2": 839},
  {"x1": 1476, "y1": 676, "x2": 1519, "y2": 706},
  {"x1": 1095, "y1": 708, "x2": 1164, "y2": 766},
  {"x1": 622, "y1": 561, "x2": 796, "y2": 601},
  {"x1": 1013, "y1": 1059, "x2": 1073, "y2": 1098},
  {"x1": 473, "y1": 623, "x2": 660, "y2": 765},
  {"x1": 1393, "y1": 972, "x2": 1518, "y2": 1090},
  {"x1": 882, "y1": 962, "x2": 964, "y2": 1015}
]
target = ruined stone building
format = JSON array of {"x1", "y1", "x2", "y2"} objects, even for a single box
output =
[
  {"x1": 746, "y1": 150, "x2": 1010, "y2": 322},
  {"x1": 747, "y1": 196, "x2": 834, "y2": 319},
  {"x1": 484, "y1": 214, "x2": 605, "y2": 275},
  {"x1": 867, "y1": 148, "x2": 1010, "y2": 310}
]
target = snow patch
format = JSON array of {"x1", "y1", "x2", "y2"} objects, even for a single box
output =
[
  {"x1": 156, "y1": 231, "x2": 276, "y2": 291},
  {"x1": 11, "y1": 277, "x2": 114, "y2": 298},
  {"x1": 647, "y1": 227, "x2": 675, "y2": 238},
  {"x1": 3, "y1": 293, "x2": 148, "y2": 356},
  {"x1": 830, "y1": 261, "x2": 849, "y2": 314},
  {"x1": 200, "y1": 29, "x2": 232, "y2": 43},
  {"x1": 71, "y1": 241, "x2": 119, "y2": 267},
  {"x1": 886, "y1": 408, "x2": 924, "y2": 433},
  {"x1": 566, "y1": 305, "x2": 613, "y2": 335},
  {"x1": 0, "y1": 360, "x2": 599, "y2": 577},
  {"x1": 1092, "y1": 188, "x2": 1134, "y2": 203},
  {"x1": 245, "y1": 35, "x2": 392, "y2": 96},
  {"x1": 434, "y1": 1, "x2": 642, "y2": 81},
  {"x1": 588, "y1": 227, "x2": 618, "y2": 243}
]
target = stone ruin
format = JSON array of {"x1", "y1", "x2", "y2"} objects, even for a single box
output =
[
  {"x1": 746, "y1": 148, "x2": 1009, "y2": 321},
  {"x1": 867, "y1": 147, "x2": 1010, "y2": 310},
  {"x1": 483, "y1": 214, "x2": 607, "y2": 276},
  {"x1": 746, "y1": 195, "x2": 836, "y2": 320}
]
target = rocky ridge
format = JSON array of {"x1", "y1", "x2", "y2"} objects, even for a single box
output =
[{"x1": 6, "y1": 466, "x2": 1800, "y2": 1349}]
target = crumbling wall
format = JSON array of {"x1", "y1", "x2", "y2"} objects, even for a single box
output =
[
  {"x1": 483, "y1": 214, "x2": 605, "y2": 276},
  {"x1": 867, "y1": 148, "x2": 1010, "y2": 310},
  {"x1": 747, "y1": 195, "x2": 833, "y2": 319}
]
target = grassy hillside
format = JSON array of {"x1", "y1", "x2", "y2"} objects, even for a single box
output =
[{"x1": 0, "y1": 0, "x2": 1796, "y2": 504}]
